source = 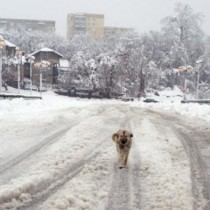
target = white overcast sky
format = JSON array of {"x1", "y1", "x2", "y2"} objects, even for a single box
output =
[{"x1": 0, "y1": 0, "x2": 210, "y2": 37}]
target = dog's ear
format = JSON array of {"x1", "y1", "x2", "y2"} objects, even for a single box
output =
[
  {"x1": 112, "y1": 133, "x2": 118, "y2": 142},
  {"x1": 130, "y1": 133, "x2": 133, "y2": 138}
]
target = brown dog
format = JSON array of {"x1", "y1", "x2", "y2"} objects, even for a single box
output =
[{"x1": 112, "y1": 129, "x2": 133, "y2": 169}]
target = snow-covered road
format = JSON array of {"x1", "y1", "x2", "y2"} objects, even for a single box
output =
[{"x1": 0, "y1": 95, "x2": 210, "y2": 210}]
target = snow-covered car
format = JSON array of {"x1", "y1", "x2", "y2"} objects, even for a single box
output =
[
  {"x1": 143, "y1": 98, "x2": 159, "y2": 103},
  {"x1": 119, "y1": 97, "x2": 134, "y2": 102}
]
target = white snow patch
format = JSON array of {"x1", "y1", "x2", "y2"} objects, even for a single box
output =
[
  {"x1": 0, "y1": 89, "x2": 209, "y2": 209},
  {"x1": 130, "y1": 117, "x2": 193, "y2": 210}
]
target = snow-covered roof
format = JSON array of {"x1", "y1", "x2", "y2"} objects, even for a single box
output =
[
  {"x1": 27, "y1": 47, "x2": 63, "y2": 58},
  {"x1": 4, "y1": 40, "x2": 16, "y2": 48},
  {"x1": 59, "y1": 59, "x2": 70, "y2": 68}
]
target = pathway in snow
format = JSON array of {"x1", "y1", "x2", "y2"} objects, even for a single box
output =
[{"x1": 0, "y1": 103, "x2": 209, "y2": 210}]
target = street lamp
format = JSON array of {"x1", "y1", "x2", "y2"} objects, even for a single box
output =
[
  {"x1": 0, "y1": 37, "x2": 5, "y2": 93},
  {"x1": 27, "y1": 55, "x2": 35, "y2": 96}
]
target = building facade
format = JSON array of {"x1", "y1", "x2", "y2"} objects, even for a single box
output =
[
  {"x1": 0, "y1": 39, "x2": 17, "y2": 57},
  {"x1": 67, "y1": 13, "x2": 104, "y2": 39},
  {"x1": 104, "y1": 26, "x2": 130, "y2": 37},
  {"x1": 0, "y1": 18, "x2": 55, "y2": 33},
  {"x1": 25, "y1": 48, "x2": 63, "y2": 87}
]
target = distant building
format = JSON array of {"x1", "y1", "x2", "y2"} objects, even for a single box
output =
[
  {"x1": 104, "y1": 26, "x2": 130, "y2": 37},
  {"x1": 0, "y1": 36, "x2": 26, "y2": 87},
  {"x1": 0, "y1": 38, "x2": 17, "y2": 57},
  {"x1": 67, "y1": 13, "x2": 104, "y2": 39},
  {"x1": 25, "y1": 48, "x2": 63, "y2": 87},
  {"x1": 0, "y1": 18, "x2": 55, "y2": 33}
]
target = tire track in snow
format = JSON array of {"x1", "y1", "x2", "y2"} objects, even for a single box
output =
[
  {"x1": 176, "y1": 129, "x2": 210, "y2": 210},
  {"x1": 106, "y1": 164, "x2": 131, "y2": 210},
  {"x1": 0, "y1": 131, "x2": 110, "y2": 210},
  {"x1": 0, "y1": 126, "x2": 72, "y2": 175},
  {"x1": 130, "y1": 110, "x2": 195, "y2": 209},
  {"x1": 130, "y1": 141, "x2": 142, "y2": 210},
  {"x1": 129, "y1": 111, "x2": 144, "y2": 210},
  {"x1": 11, "y1": 105, "x2": 123, "y2": 210},
  {"x1": 20, "y1": 139, "x2": 106, "y2": 210},
  {"x1": 106, "y1": 107, "x2": 143, "y2": 210},
  {"x1": 0, "y1": 105, "x2": 114, "y2": 210},
  {"x1": 0, "y1": 106, "x2": 107, "y2": 183},
  {"x1": 148, "y1": 110, "x2": 210, "y2": 210},
  {"x1": 105, "y1": 106, "x2": 132, "y2": 210},
  {"x1": 0, "y1": 122, "x2": 83, "y2": 187}
]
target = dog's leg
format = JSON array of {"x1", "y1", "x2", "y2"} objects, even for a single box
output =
[
  {"x1": 124, "y1": 155, "x2": 128, "y2": 167},
  {"x1": 123, "y1": 155, "x2": 127, "y2": 168},
  {"x1": 118, "y1": 156, "x2": 122, "y2": 168},
  {"x1": 124, "y1": 152, "x2": 130, "y2": 167},
  {"x1": 118, "y1": 153, "x2": 125, "y2": 169},
  {"x1": 119, "y1": 153, "x2": 127, "y2": 169}
]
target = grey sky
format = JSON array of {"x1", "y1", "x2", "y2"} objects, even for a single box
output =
[{"x1": 0, "y1": 0, "x2": 210, "y2": 37}]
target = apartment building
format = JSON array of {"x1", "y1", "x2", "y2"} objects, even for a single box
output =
[
  {"x1": 0, "y1": 18, "x2": 55, "y2": 33},
  {"x1": 104, "y1": 26, "x2": 130, "y2": 37},
  {"x1": 67, "y1": 13, "x2": 104, "y2": 39}
]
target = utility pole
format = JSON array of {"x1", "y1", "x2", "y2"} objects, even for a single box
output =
[
  {"x1": 40, "y1": 67, "x2": 43, "y2": 98},
  {"x1": 28, "y1": 56, "x2": 35, "y2": 96},
  {"x1": 0, "y1": 37, "x2": 5, "y2": 93},
  {"x1": 40, "y1": 60, "x2": 50, "y2": 98},
  {"x1": 0, "y1": 47, "x2": 2, "y2": 92},
  {"x1": 183, "y1": 78, "x2": 187, "y2": 100},
  {"x1": 196, "y1": 59, "x2": 202, "y2": 99},
  {"x1": 196, "y1": 69, "x2": 200, "y2": 99},
  {"x1": 17, "y1": 56, "x2": 21, "y2": 94}
]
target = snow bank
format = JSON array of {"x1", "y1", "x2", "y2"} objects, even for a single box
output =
[{"x1": 134, "y1": 101, "x2": 210, "y2": 122}]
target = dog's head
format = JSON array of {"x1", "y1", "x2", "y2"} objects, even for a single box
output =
[{"x1": 112, "y1": 129, "x2": 133, "y2": 145}]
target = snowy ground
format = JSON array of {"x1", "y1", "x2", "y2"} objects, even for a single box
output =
[{"x1": 0, "y1": 89, "x2": 210, "y2": 210}]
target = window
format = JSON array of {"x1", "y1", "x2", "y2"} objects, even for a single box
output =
[{"x1": 42, "y1": 52, "x2": 51, "y2": 60}]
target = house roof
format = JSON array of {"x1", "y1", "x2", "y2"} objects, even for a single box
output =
[
  {"x1": 4, "y1": 40, "x2": 16, "y2": 48},
  {"x1": 0, "y1": 37, "x2": 16, "y2": 48},
  {"x1": 27, "y1": 47, "x2": 63, "y2": 58}
]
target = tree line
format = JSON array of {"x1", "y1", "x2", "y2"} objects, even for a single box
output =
[{"x1": 1, "y1": 3, "x2": 210, "y2": 98}]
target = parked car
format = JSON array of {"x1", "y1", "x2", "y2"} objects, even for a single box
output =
[
  {"x1": 143, "y1": 98, "x2": 159, "y2": 103},
  {"x1": 118, "y1": 96, "x2": 134, "y2": 102}
]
